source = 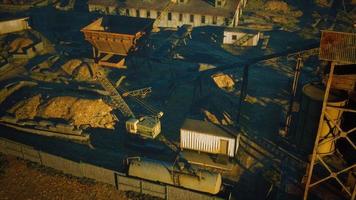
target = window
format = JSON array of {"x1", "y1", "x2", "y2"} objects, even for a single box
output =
[
  {"x1": 212, "y1": 16, "x2": 217, "y2": 24},
  {"x1": 190, "y1": 14, "x2": 194, "y2": 23},
  {"x1": 232, "y1": 35, "x2": 237, "y2": 40},
  {"x1": 147, "y1": 10, "x2": 151, "y2": 18},
  {"x1": 224, "y1": 17, "x2": 229, "y2": 25},
  {"x1": 168, "y1": 12, "x2": 172, "y2": 21},
  {"x1": 125, "y1": 9, "x2": 130, "y2": 16},
  {"x1": 136, "y1": 9, "x2": 140, "y2": 17},
  {"x1": 179, "y1": 13, "x2": 183, "y2": 22},
  {"x1": 201, "y1": 15, "x2": 206, "y2": 24}
]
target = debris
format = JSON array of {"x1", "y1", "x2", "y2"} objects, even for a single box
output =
[
  {"x1": 38, "y1": 96, "x2": 116, "y2": 129},
  {"x1": 265, "y1": 1, "x2": 290, "y2": 13},
  {"x1": 74, "y1": 64, "x2": 92, "y2": 81},
  {"x1": 61, "y1": 59, "x2": 83, "y2": 75},
  {"x1": 199, "y1": 63, "x2": 217, "y2": 72},
  {"x1": 8, "y1": 94, "x2": 41, "y2": 120},
  {"x1": 203, "y1": 110, "x2": 221, "y2": 124},
  {"x1": 38, "y1": 96, "x2": 77, "y2": 120},
  {"x1": 314, "y1": 0, "x2": 332, "y2": 7},
  {"x1": 9, "y1": 37, "x2": 33, "y2": 53},
  {"x1": 9, "y1": 95, "x2": 116, "y2": 129},
  {"x1": 211, "y1": 73, "x2": 235, "y2": 89}
]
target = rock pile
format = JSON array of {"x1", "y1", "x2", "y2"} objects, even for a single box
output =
[{"x1": 8, "y1": 95, "x2": 116, "y2": 129}]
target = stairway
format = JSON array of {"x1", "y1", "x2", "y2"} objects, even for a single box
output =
[{"x1": 233, "y1": 34, "x2": 254, "y2": 46}]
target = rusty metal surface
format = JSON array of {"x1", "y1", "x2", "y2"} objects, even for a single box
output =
[
  {"x1": 319, "y1": 31, "x2": 356, "y2": 63},
  {"x1": 82, "y1": 30, "x2": 137, "y2": 55}
]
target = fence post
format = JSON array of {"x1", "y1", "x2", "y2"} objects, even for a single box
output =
[
  {"x1": 114, "y1": 173, "x2": 119, "y2": 190},
  {"x1": 165, "y1": 185, "x2": 168, "y2": 200}
]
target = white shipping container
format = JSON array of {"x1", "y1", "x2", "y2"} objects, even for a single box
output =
[{"x1": 180, "y1": 119, "x2": 239, "y2": 157}]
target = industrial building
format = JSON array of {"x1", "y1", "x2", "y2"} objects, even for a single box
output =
[
  {"x1": 180, "y1": 118, "x2": 239, "y2": 157},
  {"x1": 223, "y1": 27, "x2": 261, "y2": 46},
  {"x1": 87, "y1": 0, "x2": 247, "y2": 28}
]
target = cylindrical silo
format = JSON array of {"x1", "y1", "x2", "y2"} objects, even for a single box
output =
[
  {"x1": 294, "y1": 83, "x2": 347, "y2": 156},
  {"x1": 128, "y1": 158, "x2": 222, "y2": 194}
]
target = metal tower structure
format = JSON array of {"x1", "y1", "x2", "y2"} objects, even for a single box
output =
[{"x1": 303, "y1": 31, "x2": 356, "y2": 200}]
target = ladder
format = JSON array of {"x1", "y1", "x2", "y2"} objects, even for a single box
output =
[
  {"x1": 233, "y1": 34, "x2": 254, "y2": 46},
  {"x1": 96, "y1": 72, "x2": 135, "y2": 118}
]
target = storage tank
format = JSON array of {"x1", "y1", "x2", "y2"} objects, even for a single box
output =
[
  {"x1": 294, "y1": 83, "x2": 347, "y2": 155},
  {"x1": 128, "y1": 158, "x2": 222, "y2": 195}
]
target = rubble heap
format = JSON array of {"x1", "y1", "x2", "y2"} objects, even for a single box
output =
[
  {"x1": 9, "y1": 37, "x2": 33, "y2": 53},
  {"x1": 211, "y1": 73, "x2": 235, "y2": 90},
  {"x1": 8, "y1": 94, "x2": 41, "y2": 120},
  {"x1": 8, "y1": 95, "x2": 116, "y2": 129}
]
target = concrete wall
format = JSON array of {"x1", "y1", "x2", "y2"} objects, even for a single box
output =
[
  {"x1": 0, "y1": 137, "x2": 224, "y2": 200},
  {"x1": 0, "y1": 18, "x2": 30, "y2": 35}
]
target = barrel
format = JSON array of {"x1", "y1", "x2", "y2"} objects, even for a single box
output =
[{"x1": 294, "y1": 83, "x2": 347, "y2": 155}]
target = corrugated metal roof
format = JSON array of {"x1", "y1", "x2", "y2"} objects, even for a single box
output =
[
  {"x1": 319, "y1": 31, "x2": 356, "y2": 64},
  {"x1": 181, "y1": 118, "x2": 236, "y2": 138},
  {"x1": 88, "y1": 0, "x2": 240, "y2": 17}
]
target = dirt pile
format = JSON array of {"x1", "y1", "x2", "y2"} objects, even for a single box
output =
[
  {"x1": 314, "y1": 0, "x2": 332, "y2": 7},
  {"x1": 8, "y1": 95, "x2": 116, "y2": 129},
  {"x1": 38, "y1": 97, "x2": 116, "y2": 129},
  {"x1": 9, "y1": 37, "x2": 33, "y2": 53},
  {"x1": 74, "y1": 64, "x2": 92, "y2": 81},
  {"x1": 8, "y1": 94, "x2": 41, "y2": 120},
  {"x1": 38, "y1": 96, "x2": 77, "y2": 120},
  {"x1": 61, "y1": 59, "x2": 82, "y2": 75},
  {"x1": 265, "y1": 1, "x2": 290, "y2": 12},
  {"x1": 61, "y1": 59, "x2": 92, "y2": 81},
  {"x1": 69, "y1": 98, "x2": 115, "y2": 129},
  {"x1": 244, "y1": 0, "x2": 302, "y2": 30},
  {"x1": 211, "y1": 73, "x2": 235, "y2": 89}
]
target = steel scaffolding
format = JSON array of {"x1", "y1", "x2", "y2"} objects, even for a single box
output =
[{"x1": 303, "y1": 31, "x2": 356, "y2": 200}]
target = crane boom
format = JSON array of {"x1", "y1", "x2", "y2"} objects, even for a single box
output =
[{"x1": 95, "y1": 71, "x2": 135, "y2": 118}]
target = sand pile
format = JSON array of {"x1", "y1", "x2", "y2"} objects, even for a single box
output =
[
  {"x1": 38, "y1": 97, "x2": 116, "y2": 129},
  {"x1": 8, "y1": 95, "x2": 116, "y2": 129},
  {"x1": 8, "y1": 94, "x2": 41, "y2": 120},
  {"x1": 211, "y1": 73, "x2": 235, "y2": 89},
  {"x1": 38, "y1": 96, "x2": 77, "y2": 120},
  {"x1": 9, "y1": 37, "x2": 34, "y2": 53}
]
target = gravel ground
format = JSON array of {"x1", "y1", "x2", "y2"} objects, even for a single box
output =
[{"x1": 0, "y1": 154, "x2": 129, "y2": 200}]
